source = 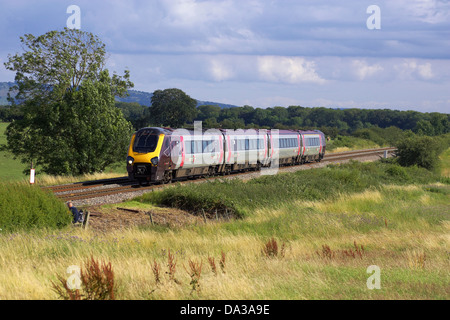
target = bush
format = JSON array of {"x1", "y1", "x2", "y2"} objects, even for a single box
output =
[
  {"x1": 0, "y1": 183, "x2": 71, "y2": 232},
  {"x1": 396, "y1": 135, "x2": 448, "y2": 171}
]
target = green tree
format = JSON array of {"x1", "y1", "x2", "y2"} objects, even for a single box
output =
[
  {"x1": 414, "y1": 120, "x2": 435, "y2": 136},
  {"x1": 116, "y1": 101, "x2": 149, "y2": 129},
  {"x1": 430, "y1": 113, "x2": 449, "y2": 135},
  {"x1": 196, "y1": 105, "x2": 221, "y2": 121},
  {"x1": 2, "y1": 28, "x2": 133, "y2": 175},
  {"x1": 149, "y1": 88, "x2": 197, "y2": 128}
]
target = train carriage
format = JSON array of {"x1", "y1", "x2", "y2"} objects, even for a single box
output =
[
  {"x1": 222, "y1": 129, "x2": 268, "y2": 172},
  {"x1": 299, "y1": 130, "x2": 326, "y2": 162},
  {"x1": 126, "y1": 126, "x2": 326, "y2": 184},
  {"x1": 272, "y1": 130, "x2": 302, "y2": 165}
]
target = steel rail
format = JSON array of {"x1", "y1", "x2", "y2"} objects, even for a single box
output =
[{"x1": 51, "y1": 147, "x2": 396, "y2": 202}]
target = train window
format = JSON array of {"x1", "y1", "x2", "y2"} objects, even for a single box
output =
[
  {"x1": 133, "y1": 132, "x2": 159, "y2": 153},
  {"x1": 279, "y1": 138, "x2": 296, "y2": 148},
  {"x1": 259, "y1": 139, "x2": 264, "y2": 150},
  {"x1": 250, "y1": 139, "x2": 257, "y2": 150},
  {"x1": 195, "y1": 141, "x2": 202, "y2": 154},
  {"x1": 305, "y1": 137, "x2": 320, "y2": 147},
  {"x1": 238, "y1": 139, "x2": 245, "y2": 151},
  {"x1": 203, "y1": 139, "x2": 215, "y2": 153},
  {"x1": 184, "y1": 140, "x2": 191, "y2": 154},
  {"x1": 203, "y1": 140, "x2": 210, "y2": 153}
]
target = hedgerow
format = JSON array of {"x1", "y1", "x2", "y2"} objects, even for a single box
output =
[{"x1": 0, "y1": 183, "x2": 71, "y2": 232}]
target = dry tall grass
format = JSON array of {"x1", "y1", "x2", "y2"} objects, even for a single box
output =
[{"x1": 0, "y1": 169, "x2": 448, "y2": 299}]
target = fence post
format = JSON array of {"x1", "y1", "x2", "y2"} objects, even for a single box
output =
[{"x1": 30, "y1": 161, "x2": 35, "y2": 185}]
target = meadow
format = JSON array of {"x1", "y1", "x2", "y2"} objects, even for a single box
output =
[
  {"x1": 0, "y1": 156, "x2": 448, "y2": 300},
  {"x1": 0, "y1": 122, "x2": 449, "y2": 300},
  {"x1": 0, "y1": 122, "x2": 27, "y2": 182}
]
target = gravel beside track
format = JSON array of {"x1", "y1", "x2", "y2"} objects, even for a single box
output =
[{"x1": 58, "y1": 148, "x2": 394, "y2": 208}]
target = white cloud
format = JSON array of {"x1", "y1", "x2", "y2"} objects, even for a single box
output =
[
  {"x1": 417, "y1": 62, "x2": 434, "y2": 79},
  {"x1": 352, "y1": 60, "x2": 383, "y2": 80},
  {"x1": 257, "y1": 56, "x2": 325, "y2": 84},
  {"x1": 208, "y1": 58, "x2": 234, "y2": 81},
  {"x1": 394, "y1": 59, "x2": 435, "y2": 80},
  {"x1": 388, "y1": 0, "x2": 450, "y2": 24}
]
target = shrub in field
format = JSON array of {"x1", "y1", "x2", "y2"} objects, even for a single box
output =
[
  {"x1": 0, "y1": 183, "x2": 71, "y2": 232},
  {"x1": 396, "y1": 135, "x2": 448, "y2": 171},
  {"x1": 141, "y1": 180, "x2": 243, "y2": 218},
  {"x1": 385, "y1": 164, "x2": 410, "y2": 180}
]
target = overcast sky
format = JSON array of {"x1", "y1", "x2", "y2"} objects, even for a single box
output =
[{"x1": 1, "y1": 0, "x2": 449, "y2": 113}]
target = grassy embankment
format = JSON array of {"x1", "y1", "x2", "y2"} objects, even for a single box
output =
[
  {"x1": 0, "y1": 153, "x2": 448, "y2": 299},
  {"x1": 326, "y1": 135, "x2": 381, "y2": 153}
]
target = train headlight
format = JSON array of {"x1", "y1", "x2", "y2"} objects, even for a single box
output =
[
  {"x1": 151, "y1": 157, "x2": 159, "y2": 166},
  {"x1": 127, "y1": 156, "x2": 134, "y2": 165}
]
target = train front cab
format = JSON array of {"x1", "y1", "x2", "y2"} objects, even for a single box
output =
[{"x1": 127, "y1": 127, "x2": 172, "y2": 185}]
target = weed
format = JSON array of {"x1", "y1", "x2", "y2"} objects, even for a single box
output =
[
  {"x1": 317, "y1": 244, "x2": 335, "y2": 260},
  {"x1": 208, "y1": 256, "x2": 217, "y2": 276},
  {"x1": 262, "y1": 237, "x2": 286, "y2": 258},
  {"x1": 186, "y1": 259, "x2": 203, "y2": 294},
  {"x1": 152, "y1": 260, "x2": 161, "y2": 285},
  {"x1": 52, "y1": 255, "x2": 115, "y2": 300},
  {"x1": 166, "y1": 249, "x2": 180, "y2": 284},
  {"x1": 317, "y1": 242, "x2": 365, "y2": 261},
  {"x1": 220, "y1": 251, "x2": 226, "y2": 274},
  {"x1": 52, "y1": 274, "x2": 82, "y2": 300},
  {"x1": 407, "y1": 250, "x2": 427, "y2": 270},
  {"x1": 341, "y1": 241, "x2": 365, "y2": 259}
]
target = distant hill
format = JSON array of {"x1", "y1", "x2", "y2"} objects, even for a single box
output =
[
  {"x1": 196, "y1": 100, "x2": 238, "y2": 109},
  {"x1": 0, "y1": 82, "x2": 16, "y2": 105},
  {"x1": 116, "y1": 89, "x2": 239, "y2": 109},
  {"x1": 115, "y1": 89, "x2": 153, "y2": 106},
  {"x1": 0, "y1": 82, "x2": 238, "y2": 109}
]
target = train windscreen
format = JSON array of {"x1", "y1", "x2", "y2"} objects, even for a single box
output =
[{"x1": 133, "y1": 130, "x2": 159, "y2": 153}]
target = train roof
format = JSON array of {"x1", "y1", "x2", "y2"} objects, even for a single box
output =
[{"x1": 135, "y1": 127, "x2": 324, "y2": 136}]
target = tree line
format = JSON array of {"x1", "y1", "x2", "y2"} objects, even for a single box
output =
[
  {"x1": 111, "y1": 101, "x2": 449, "y2": 138},
  {"x1": 3, "y1": 101, "x2": 448, "y2": 138}
]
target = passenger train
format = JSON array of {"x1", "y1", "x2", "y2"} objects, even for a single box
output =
[{"x1": 126, "y1": 127, "x2": 326, "y2": 185}]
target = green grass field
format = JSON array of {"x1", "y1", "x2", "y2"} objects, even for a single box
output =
[{"x1": 0, "y1": 122, "x2": 29, "y2": 182}]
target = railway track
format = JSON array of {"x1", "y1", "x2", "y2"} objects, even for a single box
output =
[{"x1": 46, "y1": 147, "x2": 396, "y2": 202}]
